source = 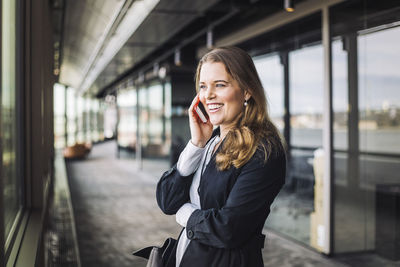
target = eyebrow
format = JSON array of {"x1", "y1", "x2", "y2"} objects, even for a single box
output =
[{"x1": 199, "y1": 79, "x2": 229, "y2": 84}]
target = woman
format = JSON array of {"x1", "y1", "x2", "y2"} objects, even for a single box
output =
[{"x1": 157, "y1": 46, "x2": 286, "y2": 267}]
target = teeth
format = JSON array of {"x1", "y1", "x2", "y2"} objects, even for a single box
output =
[{"x1": 208, "y1": 104, "x2": 223, "y2": 109}]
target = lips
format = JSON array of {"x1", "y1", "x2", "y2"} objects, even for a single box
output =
[{"x1": 207, "y1": 103, "x2": 223, "y2": 113}]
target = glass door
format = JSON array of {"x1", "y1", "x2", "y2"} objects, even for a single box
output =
[{"x1": 332, "y1": 3, "x2": 400, "y2": 264}]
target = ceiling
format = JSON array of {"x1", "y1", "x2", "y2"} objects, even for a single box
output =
[
  {"x1": 58, "y1": 0, "x2": 221, "y2": 97},
  {"x1": 57, "y1": 0, "x2": 308, "y2": 98}
]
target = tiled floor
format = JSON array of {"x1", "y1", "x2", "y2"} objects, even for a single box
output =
[{"x1": 65, "y1": 141, "x2": 352, "y2": 267}]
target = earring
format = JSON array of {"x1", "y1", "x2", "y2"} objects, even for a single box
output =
[{"x1": 244, "y1": 100, "x2": 248, "y2": 107}]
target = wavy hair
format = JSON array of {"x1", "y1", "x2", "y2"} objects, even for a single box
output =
[{"x1": 195, "y1": 47, "x2": 285, "y2": 170}]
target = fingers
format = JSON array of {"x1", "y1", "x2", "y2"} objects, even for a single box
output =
[
  {"x1": 188, "y1": 94, "x2": 200, "y2": 123},
  {"x1": 188, "y1": 94, "x2": 199, "y2": 114}
]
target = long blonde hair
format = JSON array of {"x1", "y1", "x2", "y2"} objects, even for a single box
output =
[{"x1": 195, "y1": 47, "x2": 285, "y2": 170}]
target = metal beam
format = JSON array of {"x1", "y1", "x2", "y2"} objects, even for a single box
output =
[
  {"x1": 152, "y1": 8, "x2": 200, "y2": 15},
  {"x1": 280, "y1": 51, "x2": 291, "y2": 154},
  {"x1": 211, "y1": 0, "x2": 346, "y2": 48},
  {"x1": 322, "y1": 5, "x2": 333, "y2": 256}
]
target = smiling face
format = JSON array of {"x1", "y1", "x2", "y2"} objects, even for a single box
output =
[{"x1": 199, "y1": 62, "x2": 250, "y2": 132}]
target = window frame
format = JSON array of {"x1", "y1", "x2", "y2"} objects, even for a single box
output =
[
  {"x1": 0, "y1": 0, "x2": 4, "y2": 265},
  {"x1": 1, "y1": 0, "x2": 27, "y2": 264}
]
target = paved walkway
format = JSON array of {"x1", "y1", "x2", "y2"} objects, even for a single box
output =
[{"x1": 66, "y1": 141, "x2": 348, "y2": 267}]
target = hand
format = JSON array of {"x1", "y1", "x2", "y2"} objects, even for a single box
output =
[{"x1": 188, "y1": 94, "x2": 213, "y2": 147}]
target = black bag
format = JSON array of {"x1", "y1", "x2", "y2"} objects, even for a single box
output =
[{"x1": 132, "y1": 238, "x2": 176, "y2": 267}]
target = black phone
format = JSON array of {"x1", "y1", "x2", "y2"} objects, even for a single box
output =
[{"x1": 195, "y1": 100, "x2": 209, "y2": 123}]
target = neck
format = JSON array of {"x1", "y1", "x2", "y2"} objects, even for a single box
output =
[{"x1": 219, "y1": 124, "x2": 234, "y2": 140}]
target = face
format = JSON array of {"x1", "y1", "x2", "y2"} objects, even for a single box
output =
[{"x1": 199, "y1": 62, "x2": 250, "y2": 129}]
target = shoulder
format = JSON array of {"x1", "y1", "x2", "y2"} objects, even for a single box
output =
[
  {"x1": 241, "y1": 136, "x2": 286, "y2": 179},
  {"x1": 255, "y1": 135, "x2": 286, "y2": 165}
]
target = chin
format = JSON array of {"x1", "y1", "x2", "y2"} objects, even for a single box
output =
[{"x1": 209, "y1": 117, "x2": 222, "y2": 126}]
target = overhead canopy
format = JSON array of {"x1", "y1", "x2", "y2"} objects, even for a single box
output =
[
  {"x1": 59, "y1": 0, "x2": 221, "y2": 96},
  {"x1": 57, "y1": 0, "x2": 316, "y2": 97}
]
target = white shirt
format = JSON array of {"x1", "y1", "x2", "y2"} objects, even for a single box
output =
[{"x1": 175, "y1": 136, "x2": 220, "y2": 267}]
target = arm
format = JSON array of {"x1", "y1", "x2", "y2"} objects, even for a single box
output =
[
  {"x1": 177, "y1": 140, "x2": 206, "y2": 176},
  {"x1": 185, "y1": 150, "x2": 286, "y2": 249},
  {"x1": 157, "y1": 141, "x2": 205, "y2": 215},
  {"x1": 156, "y1": 166, "x2": 195, "y2": 215}
]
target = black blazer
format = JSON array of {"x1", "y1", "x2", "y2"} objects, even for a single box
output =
[{"x1": 157, "y1": 129, "x2": 286, "y2": 267}]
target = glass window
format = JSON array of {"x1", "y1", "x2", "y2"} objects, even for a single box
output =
[
  {"x1": 164, "y1": 82, "x2": 172, "y2": 152},
  {"x1": 332, "y1": 37, "x2": 357, "y2": 253},
  {"x1": 117, "y1": 89, "x2": 137, "y2": 150},
  {"x1": 76, "y1": 95, "x2": 85, "y2": 143},
  {"x1": 358, "y1": 25, "x2": 400, "y2": 251},
  {"x1": 290, "y1": 45, "x2": 324, "y2": 148},
  {"x1": 331, "y1": 2, "x2": 400, "y2": 264},
  {"x1": 84, "y1": 97, "x2": 91, "y2": 142},
  {"x1": 66, "y1": 88, "x2": 76, "y2": 146},
  {"x1": 91, "y1": 99, "x2": 100, "y2": 142},
  {"x1": 54, "y1": 83, "x2": 66, "y2": 149},
  {"x1": 97, "y1": 101, "x2": 105, "y2": 141},
  {"x1": 2, "y1": 0, "x2": 21, "y2": 244},
  {"x1": 147, "y1": 83, "x2": 163, "y2": 156},
  {"x1": 332, "y1": 39, "x2": 349, "y2": 151},
  {"x1": 267, "y1": 41, "x2": 327, "y2": 250},
  {"x1": 253, "y1": 54, "x2": 284, "y2": 132},
  {"x1": 359, "y1": 27, "x2": 400, "y2": 154},
  {"x1": 103, "y1": 95, "x2": 117, "y2": 139},
  {"x1": 139, "y1": 87, "x2": 149, "y2": 148}
]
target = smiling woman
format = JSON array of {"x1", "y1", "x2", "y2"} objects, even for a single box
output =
[
  {"x1": 194, "y1": 47, "x2": 284, "y2": 171},
  {"x1": 198, "y1": 62, "x2": 248, "y2": 132},
  {"x1": 155, "y1": 47, "x2": 287, "y2": 267}
]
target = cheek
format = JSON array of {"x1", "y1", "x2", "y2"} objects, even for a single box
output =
[
  {"x1": 225, "y1": 94, "x2": 243, "y2": 112},
  {"x1": 199, "y1": 91, "x2": 206, "y2": 103}
]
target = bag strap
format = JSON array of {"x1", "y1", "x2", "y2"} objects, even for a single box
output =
[
  {"x1": 132, "y1": 237, "x2": 177, "y2": 260},
  {"x1": 132, "y1": 246, "x2": 154, "y2": 259}
]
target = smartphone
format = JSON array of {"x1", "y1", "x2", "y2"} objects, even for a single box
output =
[{"x1": 194, "y1": 99, "x2": 209, "y2": 123}]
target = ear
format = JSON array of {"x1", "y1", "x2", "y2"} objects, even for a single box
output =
[{"x1": 244, "y1": 90, "x2": 251, "y2": 101}]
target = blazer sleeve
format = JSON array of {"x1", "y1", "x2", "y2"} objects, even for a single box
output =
[
  {"x1": 185, "y1": 150, "x2": 286, "y2": 249},
  {"x1": 156, "y1": 165, "x2": 195, "y2": 215}
]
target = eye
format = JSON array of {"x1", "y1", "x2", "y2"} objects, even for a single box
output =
[
  {"x1": 216, "y1": 83, "x2": 226, "y2": 88},
  {"x1": 199, "y1": 84, "x2": 207, "y2": 90}
]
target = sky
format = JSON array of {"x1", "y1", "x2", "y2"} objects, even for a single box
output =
[{"x1": 253, "y1": 26, "x2": 400, "y2": 115}]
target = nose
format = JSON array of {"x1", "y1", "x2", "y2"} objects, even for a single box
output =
[{"x1": 205, "y1": 85, "x2": 215, "y2": 100}]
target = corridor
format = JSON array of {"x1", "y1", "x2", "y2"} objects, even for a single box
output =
[{"x1": 66, "y1": 141, "x2": 346, "y2": 267}]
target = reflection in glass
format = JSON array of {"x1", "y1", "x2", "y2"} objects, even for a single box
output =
[
  {"x1": 54, "y1": 83, "x2": 66, "y2": 148},
  {"x1": 332, "y1": 17, "x2": 400, "y2": 262},
  {"x1": 76, "y1": 95, "x2": 85, "y2": 143},
  {"x1": 103, "y1": 96, "x2": 117, "y2": 140},
  {"x1": 332, "y1": 38, "x2": 349, "y2": 190},
  {"x1": 90, "y1": 99, "x2": 100, "y2": 142},
  {"x1": 268, "y1": 148, "x2": 316, "y2": 244},
  {"x1": 117, "y1": 89, "x2": 137, "y2": 150},
  {"x1": 253, "y1": 54, "x2": 284, "y2": 132},
  {"x1": 359, "y1": 27, "x2": 400, "y2": 154},
  {"x1": 97, "y1": 102, "x2": 105, "y2": 141},
  {"x1": 83, "y1": 97, "x2": 91, "y2": 143},
  {"x1": 66, "y1": 88, "x2": 76, "y2": 146},
  {"x1": 358, "y1": 26, "x2": 400, "y2": 253},
  {"x1": 147, "y1": 83, "x2": 164, "y2": 157},
  {"x1": 267, "y1": 44, "x2": 325, "y2": 249},
  {"x1": 290, "y1": 45, "x2": 324, "y2": 148},
  {"x1": 164, "y1": 82, "x2": 172, "y2": 154},
  {"x1": 2, "y1": 0, "x2": 20, "y2": 243},
  {"x1": 332, "y1": 36, "x2": 362, "y2": 253},
  {"x1": 332, "y1": 40, "x2": 349, "y2": 151},
  {"x1": 139, "y1": 87, "x2": 149, "y2": 148}
]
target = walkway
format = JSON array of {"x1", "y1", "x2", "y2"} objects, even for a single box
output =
[{"x1": 66, "y1": 141, "x2": 348, "y2": 267}]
